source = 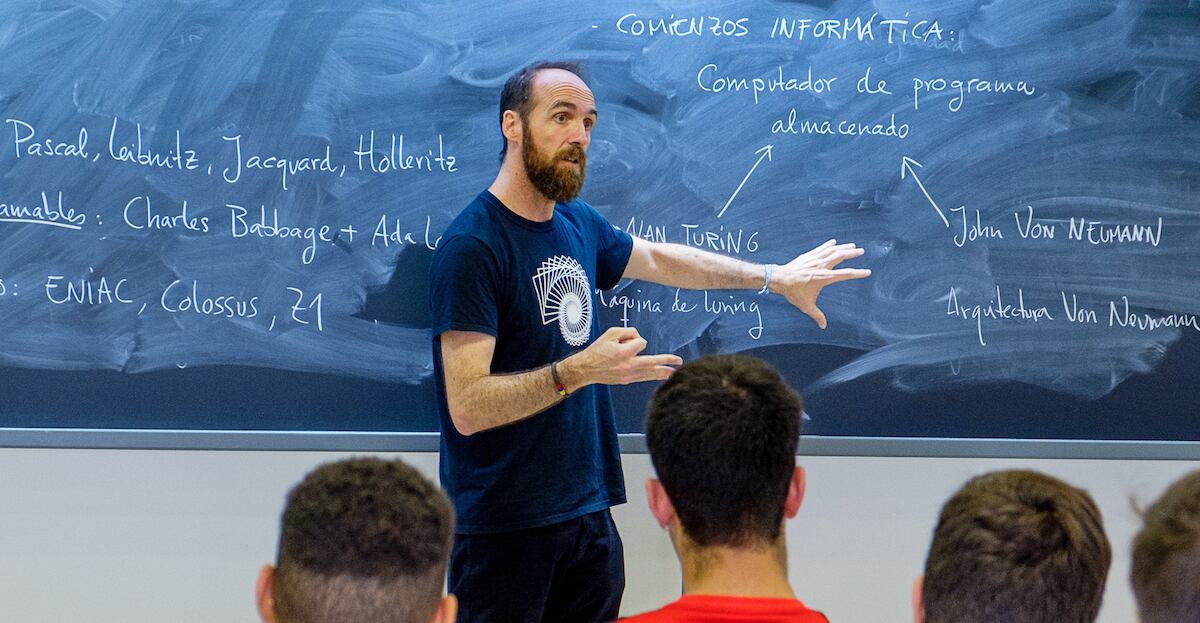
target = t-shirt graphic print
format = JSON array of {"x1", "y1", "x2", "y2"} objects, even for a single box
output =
[{"x1": 533, "y1": 255, "x2": 592, "y2": 346}]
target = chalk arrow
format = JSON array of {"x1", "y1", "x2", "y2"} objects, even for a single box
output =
[
  {"x1": 901, "y1": 156, "x2": 949, "y2": 228},
  {"x1": 718, "y1": 144, "x2": 773, "y2": 218}
]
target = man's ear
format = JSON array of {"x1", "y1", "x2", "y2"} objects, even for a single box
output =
[
  {"x1": 431, "y1": 594, "x2": 458, "y2": 623},
  {"x1": 501, "y1": 109, "x2": 523, "y2": 146},
  {"x1": 912, "y1": 576, "x2": 924, "y2": 623},
  {"x1": 783, "y1": 466, "x2": 806, "y2": 519},
  {"x1": 255, "y1": 564, "x2": 277, "y2": 623},
  {"x1": 645, "y1": 478, "x2": 676, "y2": 529}
]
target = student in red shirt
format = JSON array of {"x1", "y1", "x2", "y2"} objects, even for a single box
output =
[{"x1": 621, "y1": 355, "x2": 829, "y2": 623}]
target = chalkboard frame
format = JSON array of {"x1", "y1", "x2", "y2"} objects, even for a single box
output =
[
  {"x1": 2, "y1": 428, "x2": 1198, "y2": 460},
  {"x1": 2, "y1": 2, "x2": 1198, "y2": 458}
]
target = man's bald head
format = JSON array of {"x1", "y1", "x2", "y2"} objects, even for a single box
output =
[{"x1": 497, "y1": 60, "x2": 588, "y2": 162}]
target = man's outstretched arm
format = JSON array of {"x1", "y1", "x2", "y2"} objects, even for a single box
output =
[
  {"x1": 621, "y1": 238, "x2": 871, "y2": 329},
  {"x1": 440, "y1": 327, "x2": 681, "y2": 436}
]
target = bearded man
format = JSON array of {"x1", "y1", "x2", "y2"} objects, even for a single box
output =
[{"x1": 429, "y1": 60, "x2": 871, "y2": 623}]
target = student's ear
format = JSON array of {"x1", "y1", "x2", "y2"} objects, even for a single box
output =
[
  {"x1": 911, "y1": 576, "x2": 924, "y2": 623},
  {"x1": 255, "y1": 564, "x2": 277, "y2": 623},
  {"x1": 645, "y1": 478, "x2": 676, "y2": 529},
  {"x1": 431, "y1": 594, "x2": 458, "y2": 623},
  {"x1": 783, "y1": 466, "x2": 806, "y2": 519}
]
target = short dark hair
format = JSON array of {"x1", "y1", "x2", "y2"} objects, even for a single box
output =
[
  {"x1": 1132, "y1": 470, "x2": 1200, "y2": 623},
  {"x1": 497, "y1": 60, "x2": 586, "y2": 162},
  {"x1": 645, "y1": 355, "x2": 802, "y2": 547},
  {"x1": 273, "y1": 457, "x2": 455, "y2": 623},
  {"x1": 922, "y1": 469, "x2": 1111, "y2": 623}
]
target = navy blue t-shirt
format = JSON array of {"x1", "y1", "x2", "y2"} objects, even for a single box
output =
[{"x1": 429, "y1": 190, "x2": 634, "y2": 534}]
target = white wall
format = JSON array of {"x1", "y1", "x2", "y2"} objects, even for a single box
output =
[{"x1": 0, "y1": 448, "x2": 1194, "y2": 622}]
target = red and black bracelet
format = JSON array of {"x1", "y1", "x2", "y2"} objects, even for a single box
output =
[{"x1": 550, "y1": 360, "x2": 569, "y2": 397}]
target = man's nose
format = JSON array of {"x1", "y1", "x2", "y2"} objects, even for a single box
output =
[{"x1": 570, "y1": 122, "x2": 589, "y2": 147}]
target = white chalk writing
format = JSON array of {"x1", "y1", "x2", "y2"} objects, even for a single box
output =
[{"x1": 947, "y1": 286, "x2": 1054, "y2": 346}]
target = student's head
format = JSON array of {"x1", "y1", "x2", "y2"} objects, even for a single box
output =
[
  {"x1": 256, "y1": 457, "x2": 456, "y2": 623},
  {"x1": 645, "y1": 354, "x2": 804, "y2": 550},
  {"x1": 1131, "y1": 470, "x2": 1200, "y2": 623},
  {"x1": 498, "y1": 60, "x2": 594, "y2": 202},
  {"x1": 915, "y1": 469, "x2": 1111, "y2": 623}
]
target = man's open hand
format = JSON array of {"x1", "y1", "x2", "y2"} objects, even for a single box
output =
[{"x1": 773, "y1": 240, "x2": 872, "y2": 329}]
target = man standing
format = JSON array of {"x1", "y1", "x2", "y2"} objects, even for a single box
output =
[
  {"x1": 623, "y1": 354, "x2": 830, "y2": 622},
  {"x1": 429, "y1": 60, "x2": 870, "y2": 623}
]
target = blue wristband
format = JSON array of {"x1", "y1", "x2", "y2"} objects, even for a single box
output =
[{"x1": 758, "y1": 264, "x2": 777, "y2": 295}]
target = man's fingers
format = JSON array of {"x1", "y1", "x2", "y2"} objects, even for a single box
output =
[
  {"x1": 798, "y1": 241, "x2": 860, "y2": 266},
  {"x1": 811, "y1": 244, "x2": 863, "y2": 266},
  {"x1": 640, "y1": 365, "x2": 677, "y2": 381},
  {"x1": 650, "y1": 364, "x2": 677, "y2": 380},
  {"x1": 604, "y1": 326, "x2": 642, "y2": 341},
  {"x1": 819, "y1": 268, "x2": 872, "y2": 283},
  {"x1": 797, "y1": 239, "x2": 837, "y2": 261},
  {"x1": 616, "y1": 354, "x2": 682, "y2": 383},
  {"x1": 639, "y1": 354, "x2": 683, "y2": 367},
  {"x1": 805, "y1": 304, "x2": 828, "y2": 329},
  {"x1": 821, "y1": 241, "x2": 858, "y2": 254},
  {"x1": 826, "y1": 244, "x2": 864, "y2": 258},
  {"x1": 631, "y1": 362, "x2": 679, "y2": 382},
  {"x1": 621, "y1": 336, "x2": 649, "y2": 355}
]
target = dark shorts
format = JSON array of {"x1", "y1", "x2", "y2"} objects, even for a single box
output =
[{"x1": 449, "y1": 509, "x2": 625, "y2": 623}]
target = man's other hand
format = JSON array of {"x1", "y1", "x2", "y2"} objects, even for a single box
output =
[{"x1": 559, "y1": 327, "x2": 681, "y2": 389}]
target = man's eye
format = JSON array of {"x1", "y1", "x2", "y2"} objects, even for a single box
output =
[{"x1": 554, "y1": 113, "x2": 567, "y2": 122}]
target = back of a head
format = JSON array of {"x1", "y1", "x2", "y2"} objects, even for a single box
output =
[
  {"x1": 645, "y1": 354, "x2": 801, "y2": 547},
  {"x1": 1132, "y1": 470, "x2": 1200, "y2": 623},
  {"x1": 921, "y1": 469, "x2": 1111, "y2": 623},
  {"x1": 273, "y1": 457, "x2": 455, "y2": 623}
]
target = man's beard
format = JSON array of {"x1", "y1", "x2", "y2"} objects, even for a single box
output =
[{"x1": 522, "y1": 125, "x2": 586, "y2": 203}]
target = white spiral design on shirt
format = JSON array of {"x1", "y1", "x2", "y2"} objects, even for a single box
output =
[{"x1": 533, "y1": 255, "x2": 592, "y2": 346}]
